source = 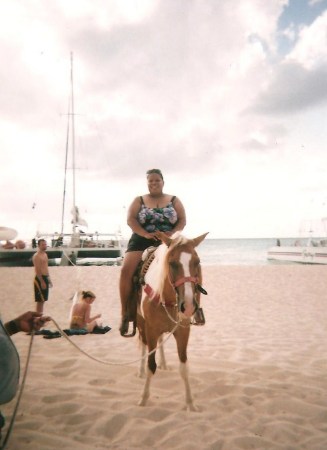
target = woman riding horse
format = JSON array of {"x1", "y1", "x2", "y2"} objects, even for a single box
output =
[{"x1": 119, "y1": 169, "x2": 186, "y2": 336}]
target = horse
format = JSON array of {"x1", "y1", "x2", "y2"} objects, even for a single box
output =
[{"x1": 135, "y1": 231, "x2": 208, "y2": 411}]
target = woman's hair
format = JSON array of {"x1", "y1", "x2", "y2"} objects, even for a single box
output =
[
  {"x1": 146, "y1": 168, "x2": 164, "y2": 181},
  {"x1": 81, "y1": 290, "x2": 96, "y2": 299}
]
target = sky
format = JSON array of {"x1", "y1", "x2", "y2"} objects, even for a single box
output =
[{"x1": 1, "y1": 0, "x2": 327, "y2": 240}]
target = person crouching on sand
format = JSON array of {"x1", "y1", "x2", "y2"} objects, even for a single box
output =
[{"x1": 69, "y1": 291, "x2": 101, "y2": 332}]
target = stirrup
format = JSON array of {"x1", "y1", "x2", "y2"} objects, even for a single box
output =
[
  {"x1": 119, "y1": 317, "x2": 137, "y2": 337},
  {"x1": 192, "y1": 307, "x2": 205, "y2": 325}
]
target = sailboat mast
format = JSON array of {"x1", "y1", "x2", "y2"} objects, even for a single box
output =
[
  {"x1": 70, "y1": 52, "x2": 77, "y2": 233},
  {"x1": 60, "y1": 101, "x2": 70, "y2": 235}
]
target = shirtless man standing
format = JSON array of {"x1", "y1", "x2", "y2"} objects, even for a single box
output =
[{"x1": 32, "y1": 239, "x2": 53, "y2": 313}]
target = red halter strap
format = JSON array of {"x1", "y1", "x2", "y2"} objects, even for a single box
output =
[
  {"x1": 143, "y1": 283, "x2": 177, "y2": 306},
  {"x1": 144, "y1": 284, "x2": 160, "y2": 303},
  {"x1": 144, "y1": 277, "x2": 198, "y2": 305},
  {"x1": 172, "y1": 276, "x2": 198, "y2": 288}
]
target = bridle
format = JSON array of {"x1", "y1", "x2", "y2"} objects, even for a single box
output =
[
  {"x1": 143, "y1": 276, "x2": 204, "y2": 306},
  {"x1": 172, "y1": 276, "x2": 198, "y2": 288},
  {"x1": 169, "y1": 265, "x2": 208, "y2": 311},
  {"x1": 170, "y1": 274, "x2": 208, "y2": 295},
  {"x1": 142, "y1": 249, "x2": 207, "y2": 311}
]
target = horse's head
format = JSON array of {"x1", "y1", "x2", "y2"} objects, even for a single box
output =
[{"x1": 163, "y1": 232, "x2": 208, "y2": 318}]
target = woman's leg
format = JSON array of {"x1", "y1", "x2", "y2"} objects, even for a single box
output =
[
  {"x1": 119, "y1": 251, "x2": 143, "y2": 335},
  {"x1": 86, "y1": 320, "x2": 98, "y2": 333}
]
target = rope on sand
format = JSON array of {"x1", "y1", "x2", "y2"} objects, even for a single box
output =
[
  {"x1": 50, "y1": 317, "x2": 179, "y2": 365},
  {"x1": 0, "y1": 332, "x2": 35, "y2": 450}
]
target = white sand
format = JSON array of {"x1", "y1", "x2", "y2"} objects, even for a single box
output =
[{"x1": 1, "y1": 265, "x2": 327, "y2": 450}]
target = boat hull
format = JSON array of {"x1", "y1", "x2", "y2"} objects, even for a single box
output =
[
  {"x1": 0, "y1": 247, "x2": 122, "y2": 266},
  {"x1": 267, "y1": 246, "x2": 327, "y2": 265},
  {"x1": 0, "y1": 227, "x2": 18, "y2": 241}
]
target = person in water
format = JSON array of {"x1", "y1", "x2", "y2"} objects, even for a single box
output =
[
  {"x1": 69, "y1": 291, "x2": 101, "y2": 332},
  {"x1": 119, "y1": 168, "x2": 186, "y2": 336}
]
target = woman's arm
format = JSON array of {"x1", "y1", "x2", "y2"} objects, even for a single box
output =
[
  {"x1": 165, "y1": 197, "x2": 186, "y2": 236},
  {"x1": 89, "y1": 313, "x2": 101, "y2": 322},
  {"x1": 173, "y1": 197, "x2": 186, "y2": 231},
  {"x1": 84, "y1": 304, "x2": 101, "y2": 323}
]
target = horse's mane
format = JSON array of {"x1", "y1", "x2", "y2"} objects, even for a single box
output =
[{"x1": 147, "y1": 233, "x2": 190, "y2": 299}]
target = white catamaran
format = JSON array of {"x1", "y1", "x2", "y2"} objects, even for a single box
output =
[{"x1": 0, "y1": 54, "x2": 123, "y2": 266}]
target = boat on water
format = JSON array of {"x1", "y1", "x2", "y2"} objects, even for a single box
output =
[
  {"x1": 267, "y1": 236, "x2": 327, "y2": 265},
  {"x1": 267, "y1": 216, "x2": 327, "y2": 265},
  {"x1": 0, "y1": 54, "x2": 123, "y2": 267},
  {"x1": 0, "y1": 230, "x2": 123, "y2": 266}
]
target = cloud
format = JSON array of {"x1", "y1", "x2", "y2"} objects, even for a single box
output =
[
  {"x1": 250, "y1": 9, "x2": 327, "y2": 115},
  {"x1": 1, "y1": 0, "x2": 327, "y2": 238},
  {"x1": 286, "y1": 9, "x2": 327, "y2": 68},
  {"x1": 250, "y1": 62, "x2": 327, "y2": 115}
]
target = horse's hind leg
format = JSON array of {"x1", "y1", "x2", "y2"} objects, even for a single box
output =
[
  {"x1": 138, "y1": 336, "x2": 157, "y2": 407},
  {"x1": 138, "y1": 368, "x2": 153, "y2": 406}
]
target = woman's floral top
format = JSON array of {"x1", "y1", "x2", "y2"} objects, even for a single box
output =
[{"x1": 138, "y1": 196, "x2": 178, "y2": 232}]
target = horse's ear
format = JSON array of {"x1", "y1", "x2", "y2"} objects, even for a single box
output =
[
  {"x1": 192, "y1": 232, "x2": 209, "y2": 247},
  {"x1": 157, "y1": 231, "x2": 172, "y2": 247}
]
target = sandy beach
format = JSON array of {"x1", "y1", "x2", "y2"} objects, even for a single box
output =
[{"x1": 1, "y1": 264, "x2": 327, "y2": 450}]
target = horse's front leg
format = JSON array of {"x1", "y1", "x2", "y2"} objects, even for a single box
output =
[
  {"x1": 157, "y1": 335, "x2": 168, "y2": 370},
  {"x1": 138, "y1": 335, "x2": 158, "y2": 407},
  {"x1": 138, "y1": 342, "x2": 147, "y2": 378},
  {"x1": 137, "y1": 312, "x2": 147, "y2": 378},
  {"x1": 175, "y1": 327, "x2": 197, "y2": 412},
  {"x1": 179, "y1": 361, "x2": 197, "y2": 411}
]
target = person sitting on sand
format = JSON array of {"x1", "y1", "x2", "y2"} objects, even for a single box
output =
[{"x1": 69, "y1": 291, "x2": 101, "y2": 332}]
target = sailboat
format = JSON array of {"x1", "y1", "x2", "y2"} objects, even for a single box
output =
[{"x1": 0, "y1": 54, "x2": 123, "y2": 266}]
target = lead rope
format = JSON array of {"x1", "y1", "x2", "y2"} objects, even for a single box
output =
[
  {"x1": 161, "y1": 303, "x2": 191, "y2": 328},
  {"x1": 0, "y1": 332, "x2": 35, "y2": 450},
  {"x1": 50, "y1": 317, "x2": 179, "y2": 366}
]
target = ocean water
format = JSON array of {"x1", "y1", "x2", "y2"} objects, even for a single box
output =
[
  {"x1": 0, "y1": 237, "x2": 304, "y2": 267},
  {"x1": 80, "y1": 237, "x2": 303, "y2": 266},
  {"x1": 196, "y1": 238, "x2": 277, "y2": 266}
]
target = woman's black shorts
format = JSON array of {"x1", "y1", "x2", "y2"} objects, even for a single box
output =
[{"x1": 126, "y1": 233, "x2": 161, "y2": 252}]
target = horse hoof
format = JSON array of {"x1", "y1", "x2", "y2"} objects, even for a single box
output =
[{"x1": 185, "y1": 402, "x2": 199, "y2": 412}]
